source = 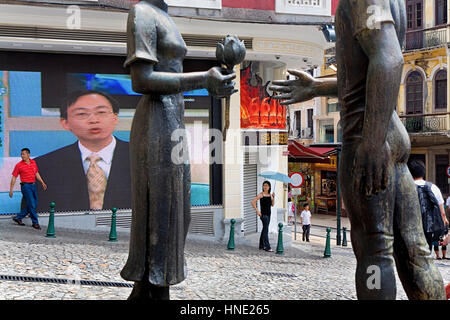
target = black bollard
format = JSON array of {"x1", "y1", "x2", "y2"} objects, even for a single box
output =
[
  {"x1": 342, "y1": 227, "x2": 348, "y2": 246},
  {"x1": 323, "y1": 227, "x2": 331, "y2": 258}
]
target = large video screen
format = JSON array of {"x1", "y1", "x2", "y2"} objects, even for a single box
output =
[{"x1": 0, "y1": 52, "x2": 214, "y2": 214}]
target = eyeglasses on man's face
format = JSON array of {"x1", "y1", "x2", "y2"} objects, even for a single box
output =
[{"x1": 70, "y1": 109, "x2": 115, "y2": 120}]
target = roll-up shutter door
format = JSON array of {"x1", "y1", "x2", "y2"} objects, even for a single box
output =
[{"x1": 243, "y1": 152, "x2": 258, "y2": 235}]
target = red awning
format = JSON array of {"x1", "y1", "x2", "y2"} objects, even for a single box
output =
[
  {"x1": 308, "y1": 147, "x2": 336, "y2": 157},
  {"x1": 288, "y1": 140, "x2": 328, "y2": 159},
  {"x1": 288, "y1": 141, "x2": 337, "y2": 163}
]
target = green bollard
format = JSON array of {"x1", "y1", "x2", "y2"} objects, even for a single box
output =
[
  {"x1": 108, "y1": 207, "x2": 118, "y2": 242},
  {"x1": 46, "y1": 202, "x2": 56, "y2": 238},
  {"x1": 323, "y1": 227, "x2": 331, "y2": 258},
  {"x1": 342, "y1": 227, "x2": 348, "y2": 246},
  {"x1": 276, "y1": 223, "x2": 284, "y2": 255},
  {"x1": 227, "y1": 219, "x2": 236, "y2": 250}
]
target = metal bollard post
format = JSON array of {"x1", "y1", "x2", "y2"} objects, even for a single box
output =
[
  {"x1": 46, "y1": 202, "x2": 56, "y2": 238},
  {"x1": 108, "y1": 207, "x2": 118, "y2": 242},
  {"x1": 342, "y1": 227, "x2": 348, "y2": 246},
  {"x1": 323, "y1": 227, "x2": 331, "y2": 258},
  {"x1": 276, "y1": 223, "x2": 284, "y2": 255},
  {"x1": 227, "y1": 218, "x2": 236, "y2": 250}
]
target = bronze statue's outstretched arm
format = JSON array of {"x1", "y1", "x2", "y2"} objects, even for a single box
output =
[
  {"x1": 352, "y1": 22, "x2": 404, "y2": 196},
  {"x1": 269, "y1": 69, "x2": 337, "y2": 104},
  {"x1": 130, "y1": 60, "x2": 237, "y2": 98}
]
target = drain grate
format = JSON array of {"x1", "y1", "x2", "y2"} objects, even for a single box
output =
[
  {"x1": 0, "y1": 274, "x2": 133, "y2": 288},
  {"x1": 0, "y1": 275, "x2": 186, "y2": 290},
  {"x1": 260, "y1": 272, "x2": 297, "y2": 278}
]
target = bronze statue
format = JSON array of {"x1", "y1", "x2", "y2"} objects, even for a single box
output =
[
  {"x1": 270, "y1": 0, "x2": 446, "y2": 299},
  {"x1": 121, "y1": 0, "x2": 236, "y2": 300}
]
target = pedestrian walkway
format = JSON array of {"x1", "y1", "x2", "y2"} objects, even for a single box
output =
[{"x1": 0, "y1": 218, "x2": 449, "y2": 300}]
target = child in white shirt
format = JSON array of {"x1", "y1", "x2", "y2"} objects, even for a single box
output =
[{"x1": 301, "y1": 203, "x2": 312, "y2": 242}]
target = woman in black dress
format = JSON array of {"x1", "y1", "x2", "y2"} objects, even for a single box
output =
[
  {"x1": 121, "y1": 0, "x2": 236, "y2": 300},
  {"x1": 251, "y1": 181, "x2": 275, "y2": 252}
]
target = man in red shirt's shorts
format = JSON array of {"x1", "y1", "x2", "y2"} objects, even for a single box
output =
[{"x1": 9, "y1": 148, "x2": 47, "y2": 229}]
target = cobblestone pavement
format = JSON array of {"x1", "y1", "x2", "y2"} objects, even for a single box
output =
[{"x1": 0, "y1": 218, "x2": 449, "y2": 300}]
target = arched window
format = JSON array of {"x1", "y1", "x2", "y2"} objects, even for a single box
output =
[
  {"x1": 406, "y1": 71, "x2": 424, "y2": 114},
  {"x1": 435, "y1": 69, "x2": 447, "y2": 110}
]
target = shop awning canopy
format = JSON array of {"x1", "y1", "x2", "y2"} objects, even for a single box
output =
[
  {"x1": 288, "y1": 140, "x2": 336, "y2": 163},
  {"x1": 308, "y1": 147, "x2": 336, "y2": 157}
]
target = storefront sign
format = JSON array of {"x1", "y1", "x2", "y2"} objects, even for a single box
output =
[{"x1": 242, "y1": 131, "x2": 288, "y2": 146}]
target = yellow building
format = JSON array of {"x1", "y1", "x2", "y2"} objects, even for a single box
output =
[{"x1": 398, "y1": 0, "x2": 450, "y2": 197}]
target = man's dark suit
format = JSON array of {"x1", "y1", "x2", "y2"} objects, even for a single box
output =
[{"x1": 31, "y1": 137, "x2": 131, "y2": 212}]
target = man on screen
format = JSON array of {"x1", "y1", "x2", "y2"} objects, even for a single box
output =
[{"x1": 33, "y1": 90, "x2": 131, "y2": 212}]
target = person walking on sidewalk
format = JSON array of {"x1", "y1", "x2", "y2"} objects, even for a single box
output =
[
  {"x1": 301, "y1": 203, "x2": 311, "y2": 242},
  {"x1": 408, "y1": 160, "x2": 448, "y2": 259},
  {"x1": 251, "y1": 181, "x2": 275, "y2": 252},
  {"x1": 9, "y1": 148, "x2": 47, "y2": 230}
]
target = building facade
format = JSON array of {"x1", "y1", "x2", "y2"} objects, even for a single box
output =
[
  {"x1": 287, "y1": 51, "x2": 341, "y2": 216},
  {"x1": 288, "y1": 0, "x2": 450, "y2": 218},
  {"x1": 0, "y1": 0, "x2": 334, "y2": 239},
  {"x1": 398, "y1": 0, "x2": 450, "y2": 197}
]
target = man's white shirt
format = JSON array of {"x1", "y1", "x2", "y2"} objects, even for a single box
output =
[
  {"x1": 79, "y1": 136, "x2": 116, "y2": 179},
  {"x1": 414, "y1": 179, "x2": 444, "y2": 206}
]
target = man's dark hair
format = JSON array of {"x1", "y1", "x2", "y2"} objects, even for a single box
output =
[
  {"x1": 408, "y1": 160, "x2": 426, "y2": 179},
  {"x1": 60, "y1": 90, "x2": 120, "y2": 119},
  {"x1": 303, "y1": 203, "x2": 309, "y2": 208},
  {"x1": 21, "y1": 148, "x2": 30, "y2": 154}
]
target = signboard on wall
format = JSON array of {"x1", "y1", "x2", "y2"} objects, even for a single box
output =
[{"x1": 241, "y1": 130, "x2": 288, "y2": 146}]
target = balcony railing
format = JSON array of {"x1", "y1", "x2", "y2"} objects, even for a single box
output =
[
  {"x1": 399, "y1": 112, "x2": 450, "y2": 133},
  {"x1": 405, "y1": 25, "x2": 449, "y2": 51}
]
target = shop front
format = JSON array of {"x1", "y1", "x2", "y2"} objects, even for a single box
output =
[
  {"x1": 314, "y1": 157, "x2": 338, "y2": 215},
  {"x1": 288, "y1": 140, "x2": 345, "y2": 217}
]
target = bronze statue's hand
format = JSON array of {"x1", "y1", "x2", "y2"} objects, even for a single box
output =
[
  {"x1": 353, "y1": 142, "x2": 391, "y2": 197},
  {"x1": 206, "y1": 67, "x2": 237, "y2": 98},
  {"x1": 269, "y1": 69, "x2": 316, "y2": 105}
]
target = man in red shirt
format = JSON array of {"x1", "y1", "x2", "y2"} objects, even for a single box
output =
[{"x1": 9, "y1": 148, "x2": 47, "y2": 229}]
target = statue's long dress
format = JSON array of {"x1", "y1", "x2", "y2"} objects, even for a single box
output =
[{"x1": 120, "y1": 0, "x2": 191, "y2": 286}]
